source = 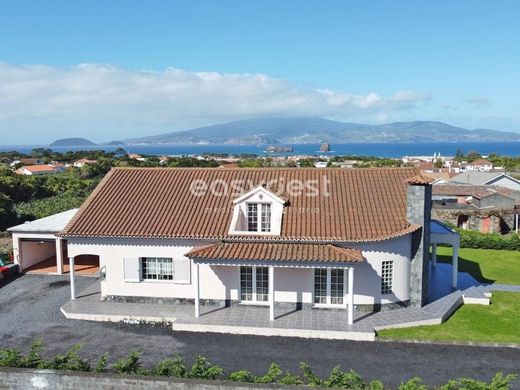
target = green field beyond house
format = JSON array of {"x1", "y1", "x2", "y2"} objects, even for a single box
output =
[
  {"x1": 436, "y1": 247, "x2": 520, "y2": 285},
  {"x1": 378, "y1": 248, "x2": 520, "y2": 343}
]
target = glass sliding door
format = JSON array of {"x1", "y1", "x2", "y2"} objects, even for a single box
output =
[{"x1": 240, "y1": 266, "x2": 269, "y2": 303}]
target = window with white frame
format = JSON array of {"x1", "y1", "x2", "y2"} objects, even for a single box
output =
[
  {"x1": 381, "y1": 260, "x2": 393, "y2": 295},
  {"x1": 247, "y1": 203, "x2": 271, "y2": 233},
  {"x1": 141, "y1": 257, "x2": 174, "y2": 280},
  {"x1": 314, "y1": 268, "x2": 345, "y2": 305},
  {"x1": 240, "y1": 266, "x2": 269, "y2": 302}
]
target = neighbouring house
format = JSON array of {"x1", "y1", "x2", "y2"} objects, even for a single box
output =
[
  {"x1": 50, "y1": 166, "x2": 445, "y2": 325},
  {"x1": 128, "y1": 153, "x2": 147, "y2": 162},
  {"x1": 14, "y1": 164, "x2": 65, "y2": 176},
  {"x1": 432, "y1": 184, "x2": 520, "y2": 233},
  {"x1": 450, "y1": 171, "x2": 520, "y2": 191},
  {"x1": 9, "y1": 158, "x2": 44, "y2": 168},
  {"x1": 73, "y1": 158, "x2": 97, "y2": 168}
]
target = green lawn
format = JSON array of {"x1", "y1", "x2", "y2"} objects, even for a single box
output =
[
  {"x1": 378, "y1": 247, "x2": 520, "y2": 343},
  {"x1": 437, "y1": 247, "x2": 520, "y2": 285},
  {"x1": 378, "y1": 291, "x2": 520, "y2": 343}
]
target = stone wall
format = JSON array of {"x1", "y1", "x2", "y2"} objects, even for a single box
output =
[
  {"x1": 0, "y1": 368, "x2": 308, "y2": 390},
  {"x1": 407, "y1": 184, "x2": 432, "y2": 307}
]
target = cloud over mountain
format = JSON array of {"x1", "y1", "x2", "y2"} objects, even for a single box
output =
[{"x1": 0, "y1": 62, "x2": 431, "y2": 143}]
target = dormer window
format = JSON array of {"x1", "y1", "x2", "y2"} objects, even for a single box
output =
[
  {"x1": 229, "y1": 186, "x2": 284, "y2": 236},
  {"x1": 247, "y1": 203, "x2": 271, "y2": 232}
]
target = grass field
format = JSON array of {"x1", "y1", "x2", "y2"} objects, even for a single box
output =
[
  {"x1": 437, "y1": 247, "x2": 520, "y2": 285},
  {"x1": 378, "y1": 291, "x2": 520, "y2": 343},
  {"x1": 378, "y1": 247, "x2": 520, "y2": 343}
]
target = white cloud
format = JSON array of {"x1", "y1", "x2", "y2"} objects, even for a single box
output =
[
  {"x1": 463, "y1": 96, "x2": 491, "y2": 108},
  {"x1": 0, "y1": 62, "x2": 431, "y2": 143}
]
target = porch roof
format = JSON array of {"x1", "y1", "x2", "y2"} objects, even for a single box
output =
[{"x1": 186, "y1": 242, "x2": 364, "y2": 264}]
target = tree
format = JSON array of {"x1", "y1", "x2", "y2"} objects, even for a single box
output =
[{"x1": 434, "y1": 158, "x2": 443, "y2": 168}]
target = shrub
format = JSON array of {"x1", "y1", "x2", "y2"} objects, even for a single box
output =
[
  {"x1": 186, "y1": 355, "x2": 224, "y2": 380},
  {"x1": 112, "y1": 351, "x2": 144, "y2": 375},
  {"x1": 455, "y1": 228, "x2": 520, "y2": 251},
  {"x1": 94, "y1": 352, "x2": 109, "y2": 373},
  {"x1": 398, "y1": 377, "x2": 428, "y2": 390},
  {"x1": 20, "y1": 340, "x2": 48, "y2": 369},
  {"x1": 300, "y1": 362, "x2": 323, "y2": 387},
  {"x1": 0, "y1": 348, "x2": 23, "y2": 367},
  {"x1": 279, "y1": 371, "x2": 304, "y2": 385},
  {"x1": 228, "y1": 370, "x2": 254, "y2": 383},
  {"x1": 154, "y1": 356, "x2": 186, "y2": 378},
  {"x1": 439, "y1": 372, "x2": 517, "y2": 390},
  {"x1": 47, "y1": 344, "x2": 90, "y2": 371},
  {"x1": 254, "y1": 362, "x2": 283, "y2": 384},
  {"x1": 369, "y1": 380, "x2": 385, "y2": 390},
  {"x1": 323, "y1": 366, "x2": 366, "y2": 389}
]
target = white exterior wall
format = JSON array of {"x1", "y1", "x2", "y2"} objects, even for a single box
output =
[{"x1": 67, "y1": 234, "x2": 412, "y2": 305}]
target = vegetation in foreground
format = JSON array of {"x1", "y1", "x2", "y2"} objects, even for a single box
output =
[
  {"x1": 378, "y1": 291, "x2": 520, "y2": 344},
  {"x1": 0, "y1": 341, "x2": 516, "y2": 389},
  {"x1": 436, "y1": 247, "x2": 520, "y2": 285}
]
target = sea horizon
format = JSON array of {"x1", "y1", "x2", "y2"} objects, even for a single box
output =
[{"x1": 0, "y1": 141, "x2": 519, "y2": 158}]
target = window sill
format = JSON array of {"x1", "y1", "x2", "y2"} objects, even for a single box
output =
[
  {"x1": 313, "y1": 304, "x2": 346, "y2": 309},
  {"x1": 238, "y1": 301, "x2": 270, "y2": 306}
]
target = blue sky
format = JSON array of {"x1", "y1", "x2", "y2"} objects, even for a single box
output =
[{"x1": 0, "y1": 1, "x2": 519, "y2": 144}]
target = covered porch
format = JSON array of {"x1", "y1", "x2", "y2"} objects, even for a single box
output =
[
  {"x1": 187, "y1": 242, "x2": 362, "y2": 325},
  {"x1": 430, "y1": 220, "x2": 460, "y2": 289}
]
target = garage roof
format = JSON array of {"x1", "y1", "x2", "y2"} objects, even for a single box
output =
[{"x1": 8, "y1": 209, "x2": 78, "y2": 233}]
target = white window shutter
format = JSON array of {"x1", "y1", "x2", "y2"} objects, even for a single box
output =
[
  {"x1": 123, "y1": 257, "x2": 141, "y2": 282},
  {"x1": 174, "y1": 258, "x2": 191, "y2": 283}
]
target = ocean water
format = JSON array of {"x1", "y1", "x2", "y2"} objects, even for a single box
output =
[{"x1": 0, "y1": 142, "x2": 519, "y2": 158}]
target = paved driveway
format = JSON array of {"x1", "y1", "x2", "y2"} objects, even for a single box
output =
[{"x1": 1, "y1": 274, "x2": 519, "y2": 388}]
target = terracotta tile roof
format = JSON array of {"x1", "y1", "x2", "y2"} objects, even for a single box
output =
[
  {"x1": 432, "y1": 185, "x2": 513, "y2": 199},
  {"x1": 61, "y1": 167, "x2": 423, "y2": 242},
  {"x1": 186, "y1": 242, "x2": 364, "y2": 263},
  {"x1": 15, "y1": 164, "x2": 61, "y2": 174},
  {"x1": 404, "y1": 174, "x2": 433, "y2": 185},
  {"x1": 471, "y1": 159, "x2": 492, "y2": 166}
]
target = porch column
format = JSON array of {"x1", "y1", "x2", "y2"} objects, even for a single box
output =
[
  {"x1": 452, "y1": 245, "x2": 459, "y2": 289},
  {"x1": 269, "y1": 265, "x2": 275, "y2": 321},
  {"x1": 431, "y1": 243, "x2": 437, "y2": 268},
  {"x1": 55, "y1": 238, "x2": 64, "y2": 275},
  {"x1": 194, "y1": 263, "x2": 200, "y2": 318},
  {"x1": 347, "y1": 267, "x2": 354, "y2": 325},
  {"x1": 69, "y1": 256, "x2": 76, "y2": 300}
]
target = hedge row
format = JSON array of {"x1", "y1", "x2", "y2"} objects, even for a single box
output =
[
  {"x1": 458, "y1": 229, "x2": 520, "y2": 251},
  {"x1": 0, "y1": 341, "x2": 516, "y2": 389}
]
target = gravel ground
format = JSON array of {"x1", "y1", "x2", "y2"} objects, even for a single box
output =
[{"x1": 1, "y1": 274, "x2": 519, "y2": 388}]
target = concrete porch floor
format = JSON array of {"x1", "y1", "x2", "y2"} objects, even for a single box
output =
[
  {"x1": 61, "y1": 263, "x2": 481, "y2": 341},
  {"x1": 25, "y1": 255, "x2": 100, "y2": 276}
]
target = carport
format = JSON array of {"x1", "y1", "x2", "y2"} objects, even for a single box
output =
[
  {"x1": 430, "y1": 219, "x2": 460, "y2": 289},
  {"x1": 7, "y1": 209, "x2": 97, "y2": 275}
]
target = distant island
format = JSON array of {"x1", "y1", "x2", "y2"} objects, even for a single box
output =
[
  {"x1": 122, "y1": 117, "x2": 520, "y2": 145},
  {"x1": 50, "y1": 138, "x2": 97, "y2": 147},
  {"x1": 266, "y1": 146, "x2": 294, "y2": 153}
]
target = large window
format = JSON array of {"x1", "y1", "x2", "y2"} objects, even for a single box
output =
[
  {"x1": 314, "y1": 268, "x2": 345, "y2": 305},
  {"x1": 247, "y1": 203, "x2": 271, "y2": 233},
  {"x1": 261, "y1": 204, "x2": 271, "y2": 232},
  {"x1": 141, "y1": 257, "x2": 173, "y2": 280},
  {"x1": 381, "y1": 261, "x2": 393, "y2": 295},
  {"x1": 314, "y1": 269, "x2": 327, "y2": 304},
  {"x1": 240, "y1": 266, "x2": 269, "y2": 303},
  {"x1": 247, "y1": 204, "x2": 258, "y2": 232}
]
